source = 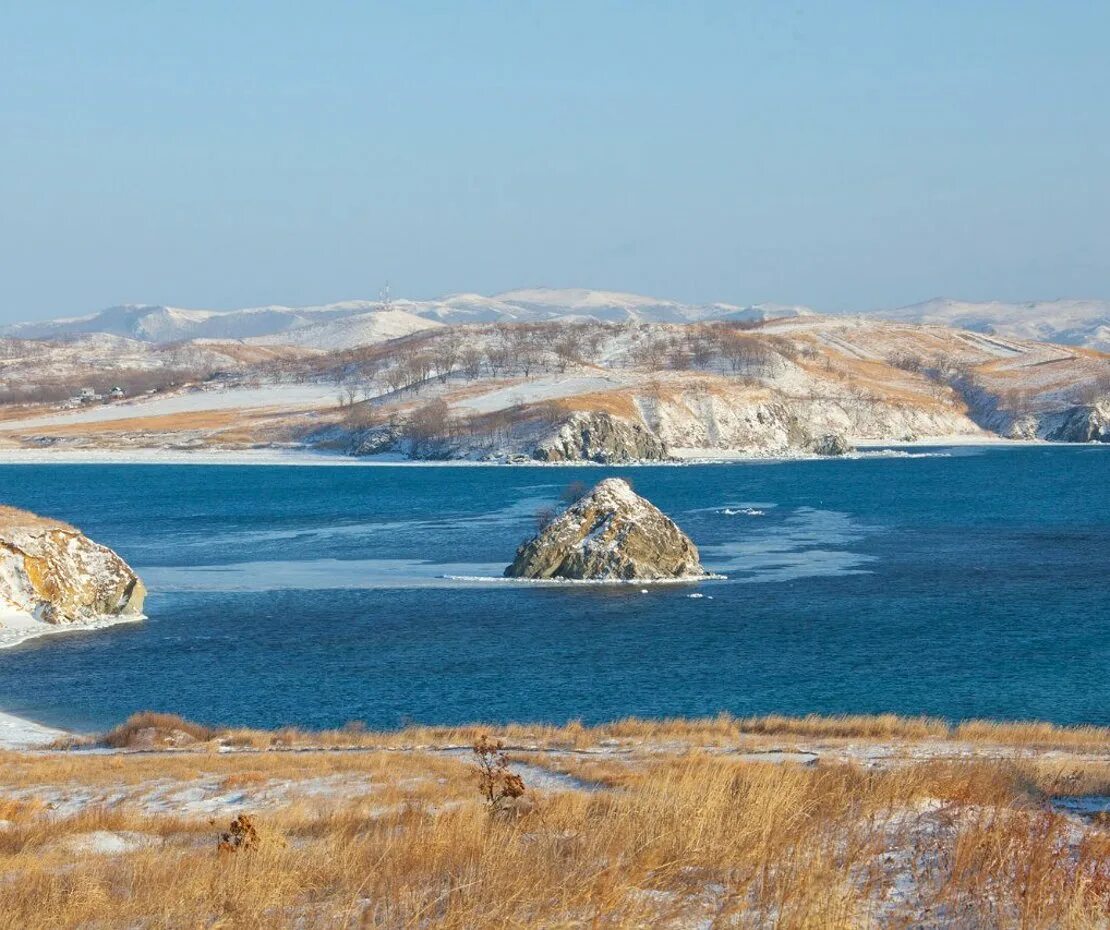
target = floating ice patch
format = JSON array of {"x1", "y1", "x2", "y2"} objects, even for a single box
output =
[
  {"x1": 176, "y1": 496, "x2": 554, "y2": 548},
  {"x1": 441, "y1": 574, "x2": 724, "y2": 587},
  {"x1": 852, "y1": 449, "x2": 956, "y2": 459},
  {"x1": 142, "y1": 558, "x2": 509, "y2": 592},
  {"x1": 700, "y1": 507, "x2": 877, "y2": 582},
  {"x1": 146, "y1": 560, "x2": 725, "y2": 592},
  {"x1": 688, "y1": 502, "x2": 776, "y2": 515}
]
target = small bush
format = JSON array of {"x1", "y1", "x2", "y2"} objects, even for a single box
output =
[
  {"x1": 217, "y1": 814, "x2": 260, "y2": 854},
  {"x1": 533, "y1": 505, "x2": 557, "y2": 533},
  {"x1": 473, "y1": 735, "x2": 526, "y2": 815},
  {"x1": 560, "y1": 480, "x2": 589, "y2": 504}
]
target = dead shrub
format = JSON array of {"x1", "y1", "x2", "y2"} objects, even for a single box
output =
[
  {"x1": 217, "y1": 814, "x2": 260, "y2": 854},
  {"x1": 473, "y1": 735, "x2": 527, "y2": 815}
]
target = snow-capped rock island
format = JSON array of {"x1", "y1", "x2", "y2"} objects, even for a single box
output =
[
  {"x1": 0, "y1": 505, "x2": 146, "y2": 648},
  {"x1": 505, "y1": 478, "x2": 709, "y2": 581}
]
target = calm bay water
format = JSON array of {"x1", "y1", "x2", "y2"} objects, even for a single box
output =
[{"x1": 0, "y1": 446, "x2": 1107, "y2": 732}]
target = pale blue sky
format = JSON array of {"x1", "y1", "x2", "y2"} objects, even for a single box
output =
[{"x1": 3, "y1": 1, "x2": 1108, "y2": 321}]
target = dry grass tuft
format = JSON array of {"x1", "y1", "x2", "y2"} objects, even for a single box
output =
[{"x1": 102, "y1": 711, "x2": 218, "y2": 749}]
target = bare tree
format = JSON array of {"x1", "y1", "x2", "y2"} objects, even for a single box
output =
[
  {"x1": 460, "y1": 346, "x2": 483, "y2": 381},
  {"x1": 431, "y1": 333, "x2": 464, "y2": 383},
  {"x1": 630, "y1": 335, "x2": 669, "y2": 371},
  {"x1": 405, "y1": 398, "x2": 451, "y2": 456},
  {"x1": 485, "y1": 333, "x2": 513, "y2": 377},
  {"x1": 553, "y1": 326, "x2": 584, "y2": 372}
]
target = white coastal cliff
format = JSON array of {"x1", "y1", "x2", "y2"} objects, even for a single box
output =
[{"x1": 0, "y1": 505, "x2": 146, "y2": 648}]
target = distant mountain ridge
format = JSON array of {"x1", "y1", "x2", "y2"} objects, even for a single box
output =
[
  {"x1": 0, "y1": 289, "x2": 815, "y2": 348},
  {"x1": 3, "y1": 289, "x2": 1108, "y2": 352}
]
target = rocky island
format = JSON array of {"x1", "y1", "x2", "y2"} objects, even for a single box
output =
[
  {"x1": 505, "y1": 477, "x2": 709, "y2": 581},
  {"x1": 0, "y1": 504, "x2": 146, "y2": 647}
]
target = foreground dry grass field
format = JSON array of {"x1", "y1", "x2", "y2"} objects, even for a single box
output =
[{"x1": 1, "y1": 713, "x2": 1108, "y2": 929}]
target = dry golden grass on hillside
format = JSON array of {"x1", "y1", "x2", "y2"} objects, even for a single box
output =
[
  {"x1": 74, "y1": 709, "x2": 1110, "y2": 753},
  {"x1": 0, "y1": 741, "x2": 1108, "y2": 929},
  {"x1": 0, "y1": 713, "x2": 1106, "y2": 928}
]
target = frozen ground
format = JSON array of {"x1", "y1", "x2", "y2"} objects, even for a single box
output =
[
  {"x1": 452, "y1": 374, "x2": 632, "y2": 414},
  {"x1": 0, "y1": 710, "x2": 67, "y2": 749},
  {"x1": 0, "y1": 384, "x2": 341, "y2": 430}
]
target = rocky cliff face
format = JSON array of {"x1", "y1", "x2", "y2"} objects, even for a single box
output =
[
  {"x1": 1043, "y1": 403, "x2": 1110, "y2": 443},
  {"x1": 505, "y1": 478, "x2": 708, "y2": 581},
  {"x1": 0, "y1": 506, "x2": 146, "y2": 625},
  {"x1": 532, "y1": 412, "x2": 671, "y2": 463},
  {"x1": 993, "y1": 402, "x2": 1109, "y2": 443}
]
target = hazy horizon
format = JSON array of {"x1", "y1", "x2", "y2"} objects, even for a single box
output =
[
  {"x1": 8, "y1": 287, "x2": 1110, "y2": 328},
  {"x1": 4, "y1": 2, "x2": 1109, "y2": 323}
]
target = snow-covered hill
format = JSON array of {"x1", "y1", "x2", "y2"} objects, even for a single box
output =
[
  {"x1": 244, "y1": 308, "x2": 441, "y2": 350},
  {"x1": 2, "y1": 301, "x2": 384, "y2": 343},
  {"x1": 2, "y1": 290, "x2": 814, "y2": 346},
  {"x1": 869, "y1": 298, "x2": 1110, "y2": 351},
  {"x1": 9, "y1": 290, "x2": 1109, "y2": 352},
  {"x1": 410, "y1": 290, "x2": 814, "y2": 325}
]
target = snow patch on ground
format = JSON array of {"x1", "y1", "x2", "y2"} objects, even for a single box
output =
[
  {"x1": 0, "y1": 710, "x2": 68, "y2": 749},
  {"x1": 451, "y1": 374, "x2": 630, "y2": 414},
  {"x1": 0, "y1": 384, "x2": 341, "y2": 430}
]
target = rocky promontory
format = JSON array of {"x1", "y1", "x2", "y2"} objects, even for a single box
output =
[
  {"x1": 505, "y1": 478, "x2": 709, "y2": 581},
  {"x1": 0, "y1": 505, "x2": 146, "y2": 638}
]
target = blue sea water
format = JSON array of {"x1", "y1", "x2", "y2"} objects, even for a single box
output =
[{"x1": 0, "y1": 446, "x2": 1107, "y2": 732}]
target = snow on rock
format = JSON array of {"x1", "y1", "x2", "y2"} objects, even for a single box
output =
[
  {"x1": 505, "y1": 478, "x2": 708, "y2": 581},
  {"x1": 1042, "y1": 401, "x2": 1110, "y2": 442},
  {"x1": 532, "y1": 411, "x2": 670, "y2": 464},
  {"x1": 0, "y1": 505, "x2": 145, "y2": 645}
]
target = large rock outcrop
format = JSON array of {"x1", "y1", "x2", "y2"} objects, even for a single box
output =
[
  {"x1": 807, "y1": 433, "x2": 853, "y2": 456},
  {"x1": 0, "y1": 505, "x2": 146, "y2": 625},
  {"x1": 505, "y1": 478, "x2": 708, "y2": 580},
  {"x1": 532, "y1": 412, "x2": 670, "y2": 463},
  {"x1": 1044, "y1": 403, "x2": 1110, "y2": 443}
]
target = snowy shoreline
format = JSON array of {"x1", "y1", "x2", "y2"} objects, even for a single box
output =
[
  {"x1": 0, "y1": 437, "x2": 1093, "y2": 468},
  {"x1": 0, "y1": 607, "x2": 145, "y2": 652},
  {"x1": 0, "y1": 612, "x2": 143, "y2": 748},
  {"x1": 0, "y1": 709, "x2": 69, "y2": 750}
]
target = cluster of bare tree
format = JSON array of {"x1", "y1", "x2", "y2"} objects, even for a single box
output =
[
  {"x1": 628, "y1": 325, "x2": 785, "y2": 376},
  {"x1": 1076, "y1": 370, "x2": 1110, "y2": 404},
  {"x1": 325, "y1": 323, "x2": 612, "y2": 400},
  {"x1": 0, "y1": 367, "x2": 215, "y2": 406},
  {"x1": 0, "y1": 339, "x2": 53, "y2": 360},
  {"x1": 311, "y1": 320, "x2": 797, "y2": 405},
  {"x1": 369, "y1": 395, "x2": 571, "y2": 458}
]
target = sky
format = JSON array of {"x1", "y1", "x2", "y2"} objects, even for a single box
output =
[{"x1": 2, "y1": 1, "x2": 1109, "y2": 323}]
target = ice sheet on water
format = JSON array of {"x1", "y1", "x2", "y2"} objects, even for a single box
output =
[
  {"x1": 141, "y1": 558, "x2": 510, "y2": 592},
  {"x1": 700, "y1": 506, "x2": 877, "y2": 582},
  {"x1": 175, "y1": 496, "x2": 553, "y2": 548}
]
